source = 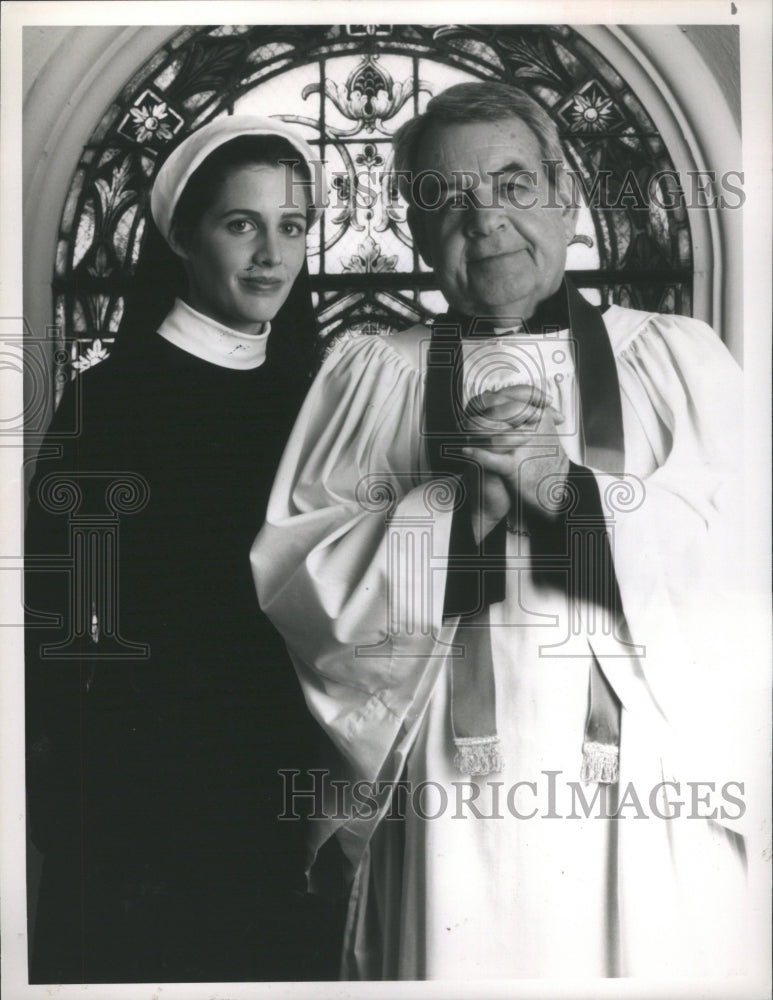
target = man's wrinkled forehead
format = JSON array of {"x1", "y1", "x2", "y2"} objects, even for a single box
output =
[{"x1": 415, "y1": 117, "x2": 544, "y2": 182}]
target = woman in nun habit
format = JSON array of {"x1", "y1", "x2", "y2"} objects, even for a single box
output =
[{"x1": 25, "y1": 117, "x2": 342, "y2": 984}]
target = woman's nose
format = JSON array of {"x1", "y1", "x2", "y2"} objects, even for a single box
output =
[{"x1": 252, "y1": 231, "x2": 282, "y2": 267}]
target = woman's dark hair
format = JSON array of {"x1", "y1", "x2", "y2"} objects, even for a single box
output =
[{"x1": 115, "y1": 133, "x2": 318, "y2": 380}]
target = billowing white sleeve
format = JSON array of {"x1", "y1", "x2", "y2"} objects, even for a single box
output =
[
  {"x1": 252, "y1": 333, "x2": 453, "y2": 784},
  {"x1": 593, "y1": 313, "x2": 764, "y2": 836},
  {"x1": 601, "y1": 312, "x2": 741, "y2": 607}
]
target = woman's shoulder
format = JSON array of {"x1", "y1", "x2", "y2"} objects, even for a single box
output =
[
  {"x1": 50, "y1": 333, "x2": 174, "y2": 434},
  {"x1": 54, "y1": 353, "x2": 129, "y2": 421},
  {"x1": 71, "y1": 330, "x2": 167, "y2": 383}
]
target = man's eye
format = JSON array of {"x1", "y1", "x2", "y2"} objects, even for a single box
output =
[
  {"x1": 501, "y1": 175, "x2": 536, "y2": 200},
  {"x1": 446, "y1": 192, "x2": 470, "y2": 210}
]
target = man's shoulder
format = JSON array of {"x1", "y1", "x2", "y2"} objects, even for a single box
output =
[
  {"x1": 327, "y1": 322, "x2": 430, "y2": 373},
  {"x1": 602, "y1": 304, "x2": 715, "y2": 356},
  {"x1": 384, "y1": 322, "x2": 433, "y2": 372}
]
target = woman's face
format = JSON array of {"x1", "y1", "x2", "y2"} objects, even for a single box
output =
[{"x1": 173, "y1": 162, "x2": 309, "y2": 334}]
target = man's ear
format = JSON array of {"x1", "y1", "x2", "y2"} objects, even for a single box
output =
[
  {"x1": 561, "y1": 199, "x2": 579, "y2": 244},
  {"x1": 167, "y1": 223, "x2": 191, "y2": 262},
  {"x1": 556, "y1": 165, "x2": 579, "y2": 243}
]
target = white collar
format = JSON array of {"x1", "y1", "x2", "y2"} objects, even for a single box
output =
[
  {"x1": 490, "y1": 321, "x2": 570, "y2": 338},
  {"x1": 157, "y1": 298, "x2": 270, "y2": 370},
  {"x1": 492, "y1": 323, "x2": 525, "y2": 336}
]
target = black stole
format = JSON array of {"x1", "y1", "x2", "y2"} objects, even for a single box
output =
[
  {"x1": 423, "y1": 278, "x2": 626, "y2": 780},
  {"x1": 424, "y1": 277, "x2": 625, "y2": 617}
]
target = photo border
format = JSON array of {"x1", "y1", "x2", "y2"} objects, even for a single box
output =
[{"x1": 2, "y1": 3, "x2": 770, "y2": 998}]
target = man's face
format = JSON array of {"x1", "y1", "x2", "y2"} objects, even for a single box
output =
[{"x1": 411, "y1": 117, "x2": 577, "y2": 322}]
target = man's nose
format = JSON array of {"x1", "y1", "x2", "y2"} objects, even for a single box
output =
[
  {"x1": 252, "y1": 230, "x2": 282, "y2": 267},
  {"x1": 463, "y1": 205, "x2": 508, "y2": 239}
]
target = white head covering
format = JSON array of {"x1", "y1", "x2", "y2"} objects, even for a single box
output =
[{"x1": 150, "y1": 115, "x2": 326, "y2": 243}]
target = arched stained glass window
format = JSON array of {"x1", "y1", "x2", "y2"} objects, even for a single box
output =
[{"x1": 54, "y1": 23, "x2": 692, "y2": 384}]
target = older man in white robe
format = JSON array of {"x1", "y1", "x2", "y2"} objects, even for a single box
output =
[{"x1": 252, "y1": 82, "x2": 765, "y2": 983}]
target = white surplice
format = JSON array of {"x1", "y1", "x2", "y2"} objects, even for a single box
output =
[{"x1": 251, "y1": 305, "x2": 766, "y2": 981}]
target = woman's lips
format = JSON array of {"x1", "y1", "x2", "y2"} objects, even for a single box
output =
[{"x1": 240, "y1": 275, "x2": 284, "y2": 291}]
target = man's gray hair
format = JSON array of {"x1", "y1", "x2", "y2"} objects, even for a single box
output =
[{"x1": 392, "y1": 81, "x2": 568, "y2": 211}]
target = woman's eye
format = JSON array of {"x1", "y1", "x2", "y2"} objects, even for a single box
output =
[
  {"x1": 280, "y1": 222, "x2": 306, "y2": 236},
  {"x1": 227, "y1": 219, "x2": 254, "y2": 234}
]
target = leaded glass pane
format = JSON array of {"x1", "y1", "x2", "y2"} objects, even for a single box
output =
[
  {"x1": 210, "y1": 25, "x2": 252, "y2": 38},
  {"x1": 72, "y1": 202, "x2": 95, "y2": 270},
  {"x1": 373, "y1": 289, "x2": 424, "y2": 323},
  {"x1": 678, "y1": 228, "x2": 692, "y2": 266},
  {"x1": 152, "y1": 60, "x2": 180, "y2": 93},
  {"x1": 168, "y1": 26, "x2": 201, "y2": 49},
  {"x1": 125, "y1": 50, "x2": 170, "y2": 98},
  {"x1": 89, "y1": 104, "x2": 121, "y2": 145},
  {"x1": 420, "y1": 289, "x2": 451, "y2": 316},
  {"x1": 367, "y1": 226, "x2": 414, "y2": 273},
  {"x1": 61, "y1": 169, "x2": 85, "y2": 236},
  {"x1": 189, "y1": 102, "x2": 221, "y2": 130},
  {"x1": 608, "y1": 211, "x2": 634, "y2": 269},
  {"x1": 577, "y1": 286, "x2": 602, "y2": 306},
  {"x1": 233, "y1": 63, "x2": 322, "y2": 133},
  {"x1": 438, "y1": 35, "x2": 506, "y2": 76},
  {"x1": 416, "y1": 60, "x2": 479, "y2": 100},
  {"x1": 54, "y1": 295, "x2": 66, "y2": 333},
  {"x1": 552, "y1": 39, "x2": 583, "y2": 78},
  {"x1": 55, "y1": 240, "x2": 68, "y2": 278},
  {"x1": 649, "y1": 197, "x2": 672, "y2": 255},
  {"x1": 113, "y1": 205, "x2": 139, "y2": 267}
]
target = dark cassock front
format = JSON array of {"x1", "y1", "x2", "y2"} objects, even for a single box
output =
[{"x1": 25, "y1": 300, "x2": 341, "y2": 983}]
